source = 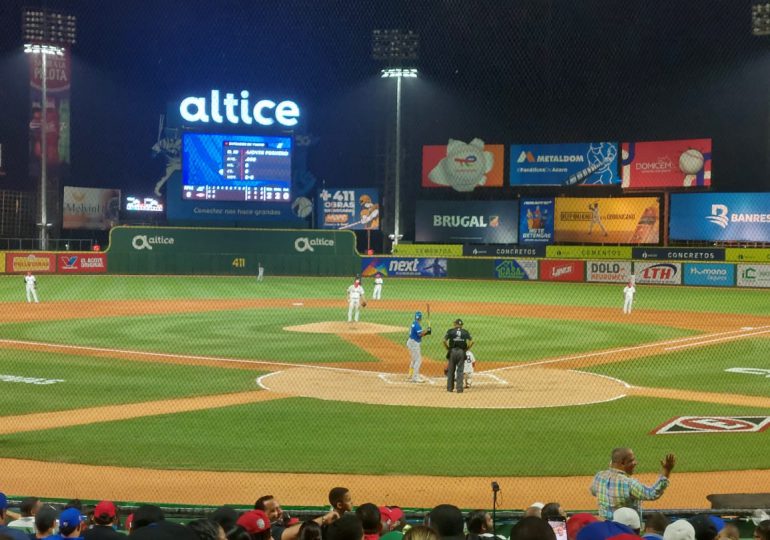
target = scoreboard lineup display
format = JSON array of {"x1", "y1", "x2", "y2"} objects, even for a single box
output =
[{"x1": 182, "y1": 132, "x2": 292, "y2": 202}]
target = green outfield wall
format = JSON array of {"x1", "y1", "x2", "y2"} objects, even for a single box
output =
[{"x1": 106, "y1": 226, "x2": 359, "y2": 276}]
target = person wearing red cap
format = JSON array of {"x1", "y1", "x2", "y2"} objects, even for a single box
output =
[
  {"x1": 83, "y1": 501, "x2": 121, "y2": 540},
  {"x1": 346, "y1": 278, "x2": 366, "y2": 323},
  {"x1": 236, "y1": 510, "x2": 273, "y2": 540},
  {"x1": 567, "y1": 514, "x2": 599, "y2": 540}
]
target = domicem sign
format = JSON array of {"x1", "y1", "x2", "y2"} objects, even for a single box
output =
[{"x1": 180, "y1": 90, "x2": 300, "y2": 127}]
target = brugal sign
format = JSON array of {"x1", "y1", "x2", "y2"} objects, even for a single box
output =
[{"x1": 180, "y1": 90, "x2": 300, "y2": 127}]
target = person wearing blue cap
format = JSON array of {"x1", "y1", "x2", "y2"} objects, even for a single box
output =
[
  {"x1": 406, "y1": 311, "x2": 431, "y2": 383},
  {"x1": 0, "y1": 494, "x2": 30, "y2": 540},
  {"x1": 53, "y1": 507, "x2": 85, "y2": 539}
]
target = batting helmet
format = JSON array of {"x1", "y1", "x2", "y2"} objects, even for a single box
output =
[{"x1": 414, "y1": 311, "x2": 423, "y2": 320}]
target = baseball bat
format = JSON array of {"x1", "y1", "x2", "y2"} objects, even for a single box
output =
[
  {"x1": 563, "y1": 153, "x2": 615, "y2": 186},
  {"x1": 427, "y1": 303, "x2": 431, "y2": 328}
]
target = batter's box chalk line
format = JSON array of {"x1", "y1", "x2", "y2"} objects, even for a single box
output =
[{"x1": 377, "y1": 373, "x2": 509, "y2": 386}]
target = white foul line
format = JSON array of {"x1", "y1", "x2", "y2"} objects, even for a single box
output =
[{"x1": 664, "y1": 328, "x2": 770, "y2": 351}]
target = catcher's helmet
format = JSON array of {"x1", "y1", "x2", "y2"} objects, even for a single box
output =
[{"x1": 414, "y1": 311, "x2": 423, "y2": 320}]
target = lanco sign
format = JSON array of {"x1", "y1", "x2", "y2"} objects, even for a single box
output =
[{"x1": 180, "y1": 90, "x2": 300, "y2": 127}]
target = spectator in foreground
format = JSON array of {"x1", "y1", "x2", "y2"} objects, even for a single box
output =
[
  {"x1": 576, "y1": 520, "x2": 634, "y2": 540},
  {"x1": 326, "y1": 514, "x2": 364, "y2": 540},
  {"x1": 379, "y1": 507, "x2": 405, "y2": 540},
  {"x1": 590, "y1": 447, "x2": 675, "y2": 519},
  {"x1": 526, "y1": 504, "x2": 545, "y2": 519},
  {"x1": 298, "y1": 521, "x2": 322, "y2": 540},
  {"x1": 612, "y1": 509, "x2": 641, "y2": 535},
  {"x1": 403, "y1": 526, "x2": 439, "y2": 540},
  {"x1": 511, "y1": 517, "x2": 557, "y2": 540},
  {"x1": 425, "y1": 505, "x2": 464, "y2": 540},
  {"x1": 83, "y1": 501, "x2": 122, "y2": 540},
  {"x1": 329, "y1": 488, "x2": 353, "y2": 518},
  {"x1": 235, "y1": 510, "x2": 272, "y2": 540},
  {"x1": 687, "y1": 516, "x2": 717, "y2": 540},
  {"x1": 56, "y1": 508, "x2": 86, "y2": 539},
  {"x1": 663, "y1": 520, "x2": 695, "y2": 540},
  {"x1": 541, "y1": 504, "x2": 567, "y2": 522},
  {"x1": 715, "y1": 523, "x2": 739, "y2": 540},
  {"x1": 0, "y1": 494, "x2": 29, "y2": 540},
  {"x1": 211, "y1": 507, "x2": 239, "y2": 537},
  {"x1": 187, "y1": 519, "x2": 226, "y2": 540},
  {"x1": 131, "y1": 505, "x2": 165, "y2": 532},
  {"x1": 355, "y1": 504, "x2": 381, "y2": 540},
  {"x1": 466, "y1": 510, "x2": 504, "y2": 540},
  {"x1": 7, "y1": 497, "x2": 41, "y2": 534},
  {"x1": 566, "y1": 514, "x2": 598, "y2": 540},
  {"x1": 642, "y1": 513, "x2": 669, "y2": 540},
  {"x1": 754, "y1": 520, "x2": 770, "y2": 540},
  {"x1": 33, "y1": 505, "x2": 57, "y2": 539}
]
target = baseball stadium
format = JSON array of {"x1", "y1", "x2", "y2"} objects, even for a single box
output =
[{"x1": 1, "y1": 2, "x2": 770, "y2": 540}]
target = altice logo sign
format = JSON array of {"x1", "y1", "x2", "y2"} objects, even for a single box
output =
[{"x1": 179, "y1": 90, "x2": 300, "y2": 127}]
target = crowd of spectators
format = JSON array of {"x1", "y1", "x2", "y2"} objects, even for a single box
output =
[{"x1": 0, "y1": 488, "x2": 768, "y2": 540}]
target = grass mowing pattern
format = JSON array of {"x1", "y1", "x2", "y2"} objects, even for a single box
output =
[
  {"x1": 0, "y1": 349, "x2": 262, "y2": 415},
  {"x1": 0, "y1": 396, "x2": 767, "y2": 475},
  {"x1": 586, "y1": 339, "x2": 770, "y2": 397}
]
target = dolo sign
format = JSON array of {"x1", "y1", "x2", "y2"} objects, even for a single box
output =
[{"x1": 180, "y1": 90, "x2": 300, "y2": 127}]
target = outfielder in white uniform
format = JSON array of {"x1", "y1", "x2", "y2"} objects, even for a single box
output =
[
  {"x1": 623, "y1": 281, "x2": 636, "y2": 314},
  {"x1": 24, "y1": 272, "x2": 39, "y2": 303},
  {"x1": 373, "y1": 273, "x2": 383, "y2": 300},
  {"x1": 346, "y1": 279, "x2": 365, "y2": 322},
  {"x1": 463, "y1": 350, "x2": 476, "y2": 389}
]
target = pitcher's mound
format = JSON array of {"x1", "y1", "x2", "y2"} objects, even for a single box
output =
[{"x1": 284, "y1": 322, "x2": 405, "y2": 334}]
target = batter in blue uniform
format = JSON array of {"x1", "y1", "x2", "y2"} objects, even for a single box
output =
[{"x1": 406, "y1": 311, "x2": 431, "y2": 383}]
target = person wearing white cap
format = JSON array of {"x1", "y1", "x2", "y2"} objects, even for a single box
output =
[
  {"x1": 524, "y1": 503, "x2": 545, "y2": 518},
  {"x1": 664, "y1": 520, "x2": 696, "y2": 540},
  {"x1": 613, "y1": 508, "x2": 641, "y2": 534},
  {"x1": 346, "y1": 278, "x2": 366, "y2": 323}
]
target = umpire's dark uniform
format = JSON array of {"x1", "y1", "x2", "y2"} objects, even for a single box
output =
[{"x1": 443, "y1": 319, "x2": 473, "y2": 393}]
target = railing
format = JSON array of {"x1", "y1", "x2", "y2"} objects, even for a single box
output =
[{"x1": 0, "y1": 238, "x2": 95, "y2": 251}]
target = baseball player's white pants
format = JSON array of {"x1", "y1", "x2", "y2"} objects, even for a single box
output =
[
  {"x1": 26, "y1": 285, "x2": 39, "y2": 303},
  {"x1": 348, "y1": 300, "x2": 361, "y2": 322},
  {"x1": 623, "y1": 296, "x2": 633, "y2": 314},
  {"x1": 373, "y1": 284, "x2": 382, "y2": 300},
  {"x1": 407, "y1": 338, "x2": 422, "y2": 380}
]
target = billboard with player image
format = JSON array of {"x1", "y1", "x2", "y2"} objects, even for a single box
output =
[
  {"x1": 621, "y1": 139, "x2": 712, "y2": 189},
  {"x1": 315, "y1": 188, "x2": 380, "y2": 230},
  {"x1": 510, "y1": 143, "x2": 619, "y2": 186},
  {"x1": 519, "y1": 198, "x2": 554, "y2": 244},
  {"x1": 554, "y1": 197, "x2": 660, "y2": 244},
  {"x1": 422, "y1": 139, "x2": 505, "y2": 192},
  {"x1": 670, "y1": 192, "x2": 770, "y2": 242},
  {"x1": 63, "y1": 187, "x2": 121, "y2": 230}
]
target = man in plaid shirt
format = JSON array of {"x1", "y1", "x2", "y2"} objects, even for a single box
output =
[{"x1": 590, "y1": 448, "x2": 676, "y2": 519}]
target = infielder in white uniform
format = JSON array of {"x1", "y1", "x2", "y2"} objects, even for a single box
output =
[
  {"x1": 24, "y1": 271, "x2": 39, "y2": 303},
  {"x1": 463, "y1": 350, "x2": 476, "y2": 389},
  {"x1": 623, "y1": 281, "x2": 636, "y2": 314},
  {"x1": 346, "y1": 278, "x2": 365, "y2": 322},
  {"x1": 372, "y1": 273, "x2": 383, "y2": 300}
]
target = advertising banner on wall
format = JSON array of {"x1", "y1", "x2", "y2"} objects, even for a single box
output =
[
  {"x1": 6, "y1": 252, "x2": 56, "y2": 273},
  {"x1": 415, "y1": 200, "x2": 518, "y2": 244},
  {"x1": 682, "y1": 263, "x2": 734, "y2": 287},
  {"x1": 519, "y1": 198, "x2": 554, "y2": 244},
  {"x1": 422, "y1": 139, "x2": 505, "y2": 191},
  {"x1": 493, "y1": 259, "x2": 538, "y2": 280},
  {"x1": 737, "y1": 264, "x2": 770, "y2": 288},
  {"x1": 670, "y1": 193, "x2": 770, "y2": 242},
  {"x1": 510, "y1": 143, "x2": 619, "y2": 186},
  {"x1": 632, "y1": 247, "x2": 724, "y2": 261},
  {"x1": 726, "y1": 248, "x2": 770, "y2": 263},
  {"x1": 361, "y1": 257, "x2": 448, "y2": 278},
  {"x1": 29, "y1": 48, "x2": 71, "y2": 173},
  {"x1": 315, "y1": 188, "x2": 380, "y2": 230},
  {"x1": 63, "y1": 187, "x2": 121, "y2": 230},
  {"x1": 540, "y1": 260, "x2": 585, "y2": 282},
  {"x1": 463, "y1": 244, "x2": 545, "y2": 258},
  {"x1": 392, "y1": 244, "x2": 462, "y2": 257},
  {"x1": 633, "y1": 262, "x2": 682, "y2": 285},
  {"x1": 621, "y1": 139, "x2": 712, "y2": 189},
  {"x1": 586, "y1": 261, "x2": 633, "y2": 283},
  {"x1": 554, "y1": 197, "x2": 659, "y2": 244},
  {"x1": 546, "y1": 245, "x2": 632, "y2": 260},
  {"x1": 57, "y1": 253, "x2": 107, "y2": 273}
]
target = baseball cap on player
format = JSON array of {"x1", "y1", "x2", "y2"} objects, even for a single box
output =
[
  {"x1": 454, "y1": 319, "x2": 463, "y2": 326},
  {"x1": 237, "y1": 510, "x2": 271, "y2": 535},
  {"x1": 415, "y1": 311, "x2": 422, "y2": 320}
]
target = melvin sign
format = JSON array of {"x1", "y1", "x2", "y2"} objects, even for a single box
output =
[{"x1": 180, "y1": 90, "x2": 300, "y2": 127}]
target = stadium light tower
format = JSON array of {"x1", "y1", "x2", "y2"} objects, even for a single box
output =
[
  {"x1": 23, "y1": 7, "x2": 76, "y2": 250},
  {"x1": 372, "y1": 29, "x2": 419, "y2": 248}
]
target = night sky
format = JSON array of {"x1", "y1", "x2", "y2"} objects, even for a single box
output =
[{"x1": 1, "y1": 0, "x2": 769, "y2": 206}]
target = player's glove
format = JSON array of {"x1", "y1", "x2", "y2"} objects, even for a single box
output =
[
  {"x1": 424, "y1": 327, "x2": 432, "y2": 335},
  {"x1": 361, "y1": 301, "x2": 367, "y2": 307}
]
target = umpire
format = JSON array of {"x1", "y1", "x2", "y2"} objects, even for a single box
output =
[{"x1": 443, "y1": 318, "x2": 473, "y2": 393}]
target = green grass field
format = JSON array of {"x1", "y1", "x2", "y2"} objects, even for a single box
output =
[{"x1": 0, "y1": 274, "x2": 768, "y2": 479}]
